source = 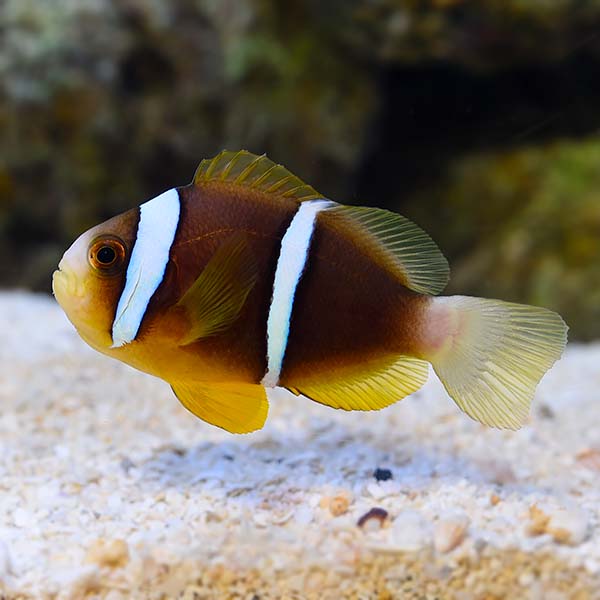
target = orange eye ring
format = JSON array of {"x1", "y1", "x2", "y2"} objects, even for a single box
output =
[{"x1": 88, "y1": 237, "x2": 127, "y2": 275}]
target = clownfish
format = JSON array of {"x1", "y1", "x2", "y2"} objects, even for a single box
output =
[{"x1": 52, "y1": 150, "x2": 567, "y2": 433}]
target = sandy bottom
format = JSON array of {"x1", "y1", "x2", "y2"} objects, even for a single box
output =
[{"x1": 1, "y1": 291, "x2": 599, "y2": 599}]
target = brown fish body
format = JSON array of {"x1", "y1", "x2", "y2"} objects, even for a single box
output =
[
  {"x1": 108, "y1": 181, "x2": 426, "y2": 387},
  {"x1": 53, "y1": 150, "x2": 567, "y2": 433},
  {"x1": 280, "y1": 209, "x2": 427, "y2": 384},
  {"x1": 119, "y1": 182, "x2": 296, "y2": 384}
]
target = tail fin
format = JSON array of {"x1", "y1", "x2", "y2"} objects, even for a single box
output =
[{"x1": 422, "y1": 296, "x2": 567, "y2": 429}]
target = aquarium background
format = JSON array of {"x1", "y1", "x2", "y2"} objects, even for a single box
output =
[{"x1": 1, "y1": 0, "x2": 600, "y2": 338}]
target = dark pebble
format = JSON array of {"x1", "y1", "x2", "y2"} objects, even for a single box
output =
[
  {"x1": 357, "y1": 507, "x2": 389, "y2": 528},
  {"x1": 373, "y1": 468, "x2": 393, "y2": 481}
]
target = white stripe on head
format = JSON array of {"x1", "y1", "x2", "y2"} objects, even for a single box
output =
[
  {"x1": 111, "y1": 188, "x2": 180, "y2": 347},
  {"x1": 262, "y1": 199, "x2": 334, "y2": 387}
]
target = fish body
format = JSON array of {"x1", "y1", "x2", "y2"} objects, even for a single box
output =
[{"x1": 53, "y1": 151, "x2": 567, "y2": 433}]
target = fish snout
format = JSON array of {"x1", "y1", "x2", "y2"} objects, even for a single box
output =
[{"x1": 52, "y1": 259, "x2": 82, "y2": 299}]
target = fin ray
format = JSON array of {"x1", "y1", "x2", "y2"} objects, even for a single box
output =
[
  {"x1": 287, "y1": 355, "x2": 428, "y2": 411},
  {"x1": 194, "y1": 150, "x2": 323, "y2": 203},
  {"x1": 329, "y1": 205, "x2": 449, "y2": 295},
  {"x1": 172, "y1": 381, "x2": 268, "y2": 433},
  {"x1": 177, "y1": 233, "x2": 258, "y2": 344},
  {"x1": 424, "y1": 296, "x2": 567, "y2": 429}
]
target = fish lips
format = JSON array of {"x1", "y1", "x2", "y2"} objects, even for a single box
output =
[{"x1": 52, "y1": 262, "x2": 81, "y2": 301}]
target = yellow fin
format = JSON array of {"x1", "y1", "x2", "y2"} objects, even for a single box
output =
[
  {"x1": 287, "y1": 355, "x2": 428, "y2": 411},
  {"x1": 177, "y1": 233, "x2": 258, "y2": 344},
  {"x1": 329, "y1": 205, "x2": 449, "y2": 295},
  {"x1": 193, "y1": 150, "x2": 323, "y2": 203},
  {"x1": 425, "y1": 296, "x2": 568, "y2": 429},
  {"x1": 172, "y1": 381, "x2": 269, "y2": 433}
]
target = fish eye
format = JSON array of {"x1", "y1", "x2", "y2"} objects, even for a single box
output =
[
  {"x1": 88, "y1": 237, "x2": 127, "y2": 275},
  {"x1": 96, "y1": 246, "x2": 116, "y2": 265}
]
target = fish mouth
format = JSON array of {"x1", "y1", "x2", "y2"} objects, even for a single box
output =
[
  {"x1": 52, "y1": 265, "x2": 78, "y2": 299},
  {"x1": 52, "y1": 268, "x2": 67, "y2": 297}
]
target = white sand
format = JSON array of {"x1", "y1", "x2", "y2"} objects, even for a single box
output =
[{"x1": 1, "y1": 291, "x2": 599, "y2": 599}]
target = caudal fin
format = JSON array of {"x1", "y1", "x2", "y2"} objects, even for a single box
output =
[{"x1": 422, "y1": 296, "x2": 567, "y2": 429}]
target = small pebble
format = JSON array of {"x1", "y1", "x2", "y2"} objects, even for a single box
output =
[
  {"x1": 483, "y1": 460, "x2": 516, "y2": 485},
  {"x1": 357, "y1": 507, "x2": 388, "y2": 530},
  {"x1": 271, "y1": 510, "x2": 294, "y2": 525},
  {"x1": 54, "y1": 565, "x2": 99, "y2": 599},
  {"x1": 366, "y1": 481, "x2": 388, "y2": 500},
  {"x1": 294, "y1": 506, "x2": 314, "y2": 526},
  {"x1": 526, "y1": 504, "x2": 589, "y2": 546},
  {"x1": 13, "y1": 508, "x2": 34, "y2": 529},
  {"x1": 252, "y1": 512, "x2": 269, "y2": 527},
  {"x1": 526, "y1": 504, "x2": 550, "y2": 537},
  {"x1": 576, "y1": 448, "x2": 600, "y2": 472},
  {"x1": 328, "y1": 493, "x2": 351, "y2": 517},
  {"x1": 373, "y1": 468, "x2": 393, "y2": 481},
  {"x1": 387, "y1": 510, "x2": 431, "y2": 552},
  {"x1": 433, "y1": 514, "x2": 470, "y2": 553},
  {"x1": 86, "y1": 539, "x2": 129, "y2": 568},
  {"x1": 547, "y1": 506, "x2": 589, "y2": 546}
]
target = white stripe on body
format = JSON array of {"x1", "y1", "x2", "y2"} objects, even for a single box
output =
[
  {"x1": 262, "y1": 199, "x2": 334, "y2": 387},
  {"x1": 111, "y1": 188, "x2": 180, "y2": 347}
]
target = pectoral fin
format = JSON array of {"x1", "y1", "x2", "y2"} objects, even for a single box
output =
[
  {"x1": 171, "y1": 381, "x2": 269, "y2": 433},
  {"x1": 177, "y1": 233, "x2": 258, "y2": 345}
]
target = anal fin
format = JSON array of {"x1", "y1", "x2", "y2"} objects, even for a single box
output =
[
  {"x1": 286, "y1": 355, "x2": 428, "y2": 411},
  {"x1": 171, "y1": 381, "x2": 269, "y2": 433}
]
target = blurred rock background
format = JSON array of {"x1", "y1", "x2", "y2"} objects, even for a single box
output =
[{"x1": 1, "y1": 0, "x2": 600, "y2": 338}]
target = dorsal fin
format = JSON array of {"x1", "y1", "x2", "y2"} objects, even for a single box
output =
[
  {"x1": 193, "y1": 150, "x2": 323, "y2": 203},
  {"x1": 328, "y1": 205, "x2": 450, "y2": 295}
]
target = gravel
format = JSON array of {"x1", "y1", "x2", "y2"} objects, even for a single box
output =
[{"x1": 1, "y1": 291, "x2": 600, "y2": 599}]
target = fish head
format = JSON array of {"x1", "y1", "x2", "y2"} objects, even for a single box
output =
[{"x1": 53, "y1": 208, "x2": 139, "y2": 351}]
